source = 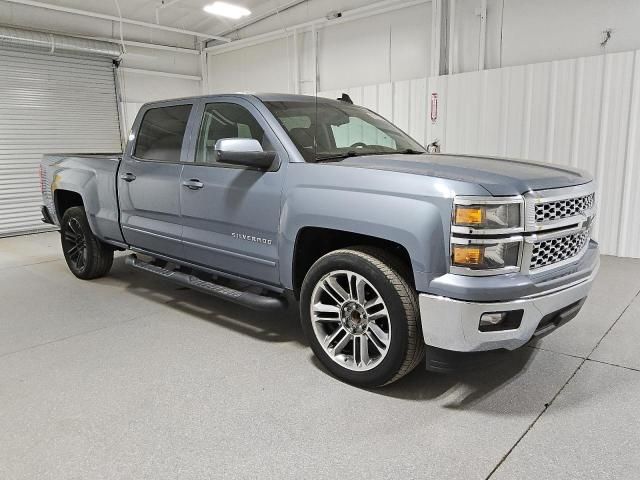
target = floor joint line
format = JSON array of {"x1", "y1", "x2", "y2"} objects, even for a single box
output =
[
  {"x1": 585, "y1": 358, "x2": 640, "y2": 373},
  {"x1": 485, "y1": 284, "x2": 640, "y2": 479}
]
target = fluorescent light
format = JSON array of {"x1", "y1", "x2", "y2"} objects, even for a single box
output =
[{"x1": 203, "y1": 2, "x2": 251, "y2": 19}]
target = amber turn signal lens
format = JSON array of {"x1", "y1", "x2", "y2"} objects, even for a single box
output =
[
  {"x1": 455, "y1": 206, "x2": 485, "y2": 225},
  {"x1": 452, "y1": 245, "x2": 485, "y2": 266}
]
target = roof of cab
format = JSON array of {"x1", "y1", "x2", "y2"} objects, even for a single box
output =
[{"x1": 142, "y1": 92, "x2": 345, "y2": 108}]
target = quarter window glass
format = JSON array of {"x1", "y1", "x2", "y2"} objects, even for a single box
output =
[
  {"x1": 196, "y1": 103, "x2": 266, "y2": 164},
  {"x1": 134, "y1": 105, "x2": 192, "y2": 161}
]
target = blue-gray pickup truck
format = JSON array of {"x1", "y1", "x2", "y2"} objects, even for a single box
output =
[{"x1": 40, "y1": 93, "x2": 599, "y2": 387}]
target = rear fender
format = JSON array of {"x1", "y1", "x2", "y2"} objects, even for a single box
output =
[{"x1": 52, "y1": 167, "x2": 123, "y2": 244}]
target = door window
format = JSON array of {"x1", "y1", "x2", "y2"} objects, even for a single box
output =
[
  {"x1": 134, "y1": 104, "x2": 192, "y2": 162},
  {"x1": 196, "y1": 103, "x2": 267, "y2": 164}
]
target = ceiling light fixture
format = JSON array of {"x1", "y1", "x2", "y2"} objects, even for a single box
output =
[{"x1": 203, "y1": 2, "x2": 251, "y2": 19}]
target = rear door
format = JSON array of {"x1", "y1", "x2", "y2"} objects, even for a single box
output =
[
  {"x1": 179, "y1": 98, "x2": 286, "y2": 286},
  {"x1": 118, "y1": 101, "x2": 194, "y2": 258}
]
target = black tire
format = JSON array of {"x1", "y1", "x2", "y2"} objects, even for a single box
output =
[
  {"x1": 60, "y1": 206, "x2": 114, "y2": 280},
  {"x1": 300, "y1": 247, "x2": 424, "y2": 387}
]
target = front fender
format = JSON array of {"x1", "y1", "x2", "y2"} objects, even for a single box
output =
[{"x1": 279, "y1": 186, "x2": 451, "y2": 292}]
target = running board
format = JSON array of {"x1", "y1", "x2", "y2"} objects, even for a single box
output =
[{"x1": 125, "y1": 255, "x2": 286, "y2": 311}]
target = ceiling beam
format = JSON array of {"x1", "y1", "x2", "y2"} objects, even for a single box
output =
[
  {"x1": 1, "y1": 0, "x2": 231, "y2": 42},
  {"x1": 87, "y1": 36, "x2": 201, "y2": 54},
  {"x1": 119, "y1": 67, "x2": 201, "y2": 81},
  {"x1": 215, "y1": 0, "x2": 308, "y2": 37}
]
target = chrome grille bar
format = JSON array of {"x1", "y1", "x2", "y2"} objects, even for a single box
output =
[{"x1": 524, "y1": 183, "x2": 596, "y2": 232}]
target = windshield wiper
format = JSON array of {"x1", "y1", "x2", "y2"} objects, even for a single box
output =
[
  {"x1": 314, "y1": 151, "x2": 359, "y2": 162},
  {"x1": 314, "y1": 148, "x2": 425, "y2": 162}
]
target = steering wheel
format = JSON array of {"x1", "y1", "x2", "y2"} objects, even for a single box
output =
[{"x1": 349, "y1": 142, "x2": 368, "y2": 148}]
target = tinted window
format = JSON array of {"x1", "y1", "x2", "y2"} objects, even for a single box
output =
[
  {"x1": 134, "y1": 104, "x2": 192, "y2": 161},
  {"x1": 196, "y1": 103, "x2": 266, "y2": 164}
]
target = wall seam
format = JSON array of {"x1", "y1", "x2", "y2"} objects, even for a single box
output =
[{"x1": 616, "y1": 50, "x2": 639, "y2": 256}]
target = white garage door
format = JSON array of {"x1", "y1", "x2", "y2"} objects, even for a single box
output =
[{"x1": 0, "y1": 46, "x2": 122, "y2": 237}]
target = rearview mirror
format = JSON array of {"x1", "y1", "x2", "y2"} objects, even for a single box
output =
[{"x1": 215, "y1": 138, "x2": 276, "y2": 170}]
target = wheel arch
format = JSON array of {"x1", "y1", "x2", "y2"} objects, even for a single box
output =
[
  {"x1": 290, "y1": 227, "x2": 417, "y2": 298},
  {"x1": 51, "y1": 165, "x2": 121, "y2": 244},
  {"x1": 54, "y1": 189, "x2": 85, "y2": 221}
]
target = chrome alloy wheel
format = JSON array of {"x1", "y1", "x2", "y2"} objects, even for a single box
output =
[
  {"x1": 62, "y1": 217, "x2": 87, "y2": 271},
  {"x1": 310, "y1": 270, "x2": 391, "y2": 372}
]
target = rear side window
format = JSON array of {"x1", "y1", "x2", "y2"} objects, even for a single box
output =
[{"x1": 134, "y1": 105, "x2": 192, "y2": 161}]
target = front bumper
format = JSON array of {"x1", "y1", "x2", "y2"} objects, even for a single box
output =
[{"x1": 418, "y1": 256, "x2": 599, "y2": 352}]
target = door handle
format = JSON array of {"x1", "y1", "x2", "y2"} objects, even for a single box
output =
[
  {"x1": 182, "y1": 179, "x2": 204, "y2": 190},
  {"x1": 120, "y1": 172, "x2": 136, "y2": 182}
]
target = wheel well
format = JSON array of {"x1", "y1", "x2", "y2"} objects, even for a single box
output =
[
  {"x1": 54, "y1": 190, "x2": 84, "y2": 220},
  {"x1": 292, "y1": 227, "x2": 414, "y2": 297}
]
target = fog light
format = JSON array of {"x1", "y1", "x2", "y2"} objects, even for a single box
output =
[
  {"x1": 479, "y1": 310, "x2": 524, "y2": 332},
  {"x1": 480, "y1": 312, "x2": 506, "y2": 327}
]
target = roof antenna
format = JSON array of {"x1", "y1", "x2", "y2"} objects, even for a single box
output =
[{"x1": 337, "y1": 93, "x2": 353, "y2": 104}]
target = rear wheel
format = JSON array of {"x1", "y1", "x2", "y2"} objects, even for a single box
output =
[
  {"x1": 300, "y1": 247, "x2": 424, "y2": 387},
  {"x1": 60, "y1": 206, "x2": 113, "y2": 279}
]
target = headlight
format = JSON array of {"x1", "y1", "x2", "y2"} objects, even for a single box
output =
[
  {"x1": 453, "y1": 197, "x2": 523, "y2": 233},
  {"x1": 451, "y1": 239, "x2": 521, "y2": 272}
]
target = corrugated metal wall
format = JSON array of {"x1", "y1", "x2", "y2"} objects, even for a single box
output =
[
  {"x1": 320, "y1": 78, "x2": 429, "y2": 146},
  {"x1": 321, "y1": 49, "x2": 640, "y2": 258},
  {"x1": 0, "y1": 46, "x2": 121, "y2": 237}
]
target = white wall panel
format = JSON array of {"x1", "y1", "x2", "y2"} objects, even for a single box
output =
[
  {"x1": 501, "y1": 0, "x2": 640, "y2": 68},
  {"x1": 318, "y1": 3, "x2": 431, "y2": 91},
  {"x1": 446, "y1": 0, "x2": 640, "y2": 74},
  {"x1": 208, "y1": 38, "x2": 291, "y2": 94}
]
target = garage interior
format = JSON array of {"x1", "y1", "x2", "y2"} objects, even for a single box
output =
[{"x1": 1, "y1": 0, "x2": 640, "y2": 478}]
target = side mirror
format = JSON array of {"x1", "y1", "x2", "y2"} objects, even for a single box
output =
[{"x1": 215, "y1": 138, "x2": 276, "y2": 170}]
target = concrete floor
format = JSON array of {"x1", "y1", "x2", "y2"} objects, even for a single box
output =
[{"x1": 1, "y1": 232, "x2": 639, "y2": 480}]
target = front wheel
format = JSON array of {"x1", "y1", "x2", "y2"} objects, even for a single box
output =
[
  {"x1": 300, "y1": 247, "x2": 424, "y2": 387},
  {"x1": 60, "y1": 206, "x2": 114, "y2": 280}
]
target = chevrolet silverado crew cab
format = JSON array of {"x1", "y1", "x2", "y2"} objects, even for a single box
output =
[{"x1": 40, "y1": 93, "x2": 599, "y2": 387}]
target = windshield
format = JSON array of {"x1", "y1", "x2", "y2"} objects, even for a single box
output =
[{"x1": 264, "y1": 99, "x2": 425, "y2": 162}]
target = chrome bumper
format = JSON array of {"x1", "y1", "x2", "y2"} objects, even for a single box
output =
[{"x1": 418, "y1": 259, "x2": 599, "y2": 352}]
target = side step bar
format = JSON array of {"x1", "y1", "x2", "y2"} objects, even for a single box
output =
[{"x1": 125, "y1": 255, "x2": 286, "y2": 311}]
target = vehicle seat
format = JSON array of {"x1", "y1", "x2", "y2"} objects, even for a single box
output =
[{"x1": 288, "y1": 127, "x2": 315, "y2": 152}]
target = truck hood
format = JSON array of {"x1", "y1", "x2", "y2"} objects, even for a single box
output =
[{"x1": 336, "y1": 153, "x2": 591, "y2": 195}]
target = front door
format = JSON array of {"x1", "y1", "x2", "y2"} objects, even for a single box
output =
[
  {"x1": 179, "y1": 100, "x2": 285, "y2": 286},
  {"x1": 118, "y1": 102, "x2": 193, "y2": 258}
]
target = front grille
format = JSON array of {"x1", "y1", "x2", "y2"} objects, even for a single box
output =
[
  {"x1": 535, "y1": 193, "x2": 595, "y2": 223},
  {"x1": 530, "y1": 230, "x2": 589, "y2": 270}
]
